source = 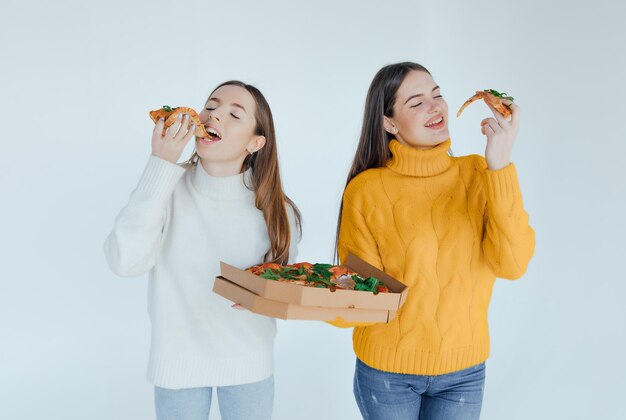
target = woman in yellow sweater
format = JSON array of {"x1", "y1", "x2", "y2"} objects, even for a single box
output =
[{"x1": 332, "y1": 62, "x2": 535, "y2": 419}]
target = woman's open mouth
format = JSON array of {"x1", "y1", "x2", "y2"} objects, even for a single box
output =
[
  {"x1": 199, "y1": 126, "x2": 222, "y2": 145},
  {"x1": 424, "y1": 116, "x2": 445, "y2": 130}
]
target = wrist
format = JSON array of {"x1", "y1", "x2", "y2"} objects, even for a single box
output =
[
  {"x1": 487, "y1": 161, "x2": 510, "y2": 171},
  {"x1": 152, "y1": 152, "x2": 179, "y2": 164}
]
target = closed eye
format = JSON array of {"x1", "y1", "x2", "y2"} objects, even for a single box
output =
[
  {"x1": 410, "y1": 103, "x2": 422, "y2": 108},
  {"x1": 205, "y1": 107, "x2": 215, "y2": 111},
  {"x1": 230, "y1": 113, "x2": 240, "y2": 120},
  {"x1": 434, "y1": 95, "x2": 443, "y2": 98}
]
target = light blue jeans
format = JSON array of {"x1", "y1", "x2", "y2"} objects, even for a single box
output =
[
  {"x1": 154, "y1": 375, "x2": 274, "y2": 420},
  {"x1": 354, "y1": 358, "x2": 485, "y2": 420}
]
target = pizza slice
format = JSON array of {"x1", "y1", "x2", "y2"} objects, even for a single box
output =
[
  {"x1": 149, "y1": 105, "x2": 213, "y2": 139},
  {"x1": 456, "y1": 89, "x2": 514, "y2": 118}
]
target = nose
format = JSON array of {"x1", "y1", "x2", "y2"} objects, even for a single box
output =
[
  {"x1": 208, "y1": 112, "x2": 221, "y2": 122},
  {"x1": 427, "y1": 100, "x2": 440, "y2": 114}
]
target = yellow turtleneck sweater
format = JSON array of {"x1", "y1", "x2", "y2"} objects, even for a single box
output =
[{"x1": 332, "y1": 139, "x2": 535, "y2": 376}]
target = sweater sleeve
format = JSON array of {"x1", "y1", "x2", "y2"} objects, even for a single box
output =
[
  {"x1": 104, "y1": 155, "x2": 186, "y2": 277},
  {"x1": 482, "y1": 163, "x2": 536, "y2": 280},
  {"x1": 327, "y1": 184, "x2": 381, "y2": 328}
]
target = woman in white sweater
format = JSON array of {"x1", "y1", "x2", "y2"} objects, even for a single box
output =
[{"x1": 104, "y1": 81, "x2": 301, "y2": 420}]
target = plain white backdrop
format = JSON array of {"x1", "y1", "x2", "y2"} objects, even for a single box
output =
[{"x1": 2, "y1": 0, "x2": 625, "y2": 419}]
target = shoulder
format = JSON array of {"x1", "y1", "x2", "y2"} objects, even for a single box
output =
[
  {"x1": 344, "y1": 168, "x2": 384, "y2": 200},
  {"x1": 454, "y1": 154, "x2": 487, "y2": 170},
  {"x1": 453, "y1": 154, "x2": 490, "y2": 180},
  {"x1": 451, "y1": 154, "x2": 492, "y2": 194}
]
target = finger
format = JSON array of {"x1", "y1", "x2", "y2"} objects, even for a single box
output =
[
  {"x1": 174, "y1": 114, "x2": 189, "y2": 141},
  {"x1": 153, "y1": 118, "x2": 166, "y2": 137},
  {"x1": 181, "y1": 117, "x2": 194, "y2": 139},
  {"x1": 232, "y1": 303, "x2": 245, "y2": 310},
  {"x1": 485, "y1": 101, "x2": 509, "y2": 125},
  {"x1": 174, "y1": 114, "x2": 192, "y2": 140},
  {"x1": 165, "y1": 114, "x2": 184, "y2": 139},
  {"x1": 480, "y1": 119, "x2": 488, "y2": 135},
  {"x1": 181, "y1": 123, "x2": 196, "y2": 144},
  {"x1": 481, "y1": 118, "x2": 501, "y2": 132},
  {"x1": 486, "y1": 118, "x2": 502, "y2": 133},
  {"x1": 483, "y1": 123, "x2": 495, "y2": 137},
  {"x1": 481, "y1": 118, "x2": 497, "y2": 135},
  {"x1": 507, "y1": 101, "x2": 521, "y2": 127}
]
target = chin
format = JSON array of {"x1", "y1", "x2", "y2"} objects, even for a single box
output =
[
  {"x1": 428, "y1": 128, "x2": 450, "y2": 144},
  {"x1": 406, "y1": 130, "x2": 449, "y2": 149}
]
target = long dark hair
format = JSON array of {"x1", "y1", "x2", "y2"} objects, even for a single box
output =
[
  {"x1": 188, "y1": 81, "x2": 302, "y2": 264},
  {"x1": 333, "y1": 62, "x2": 431, "y2": 262}
]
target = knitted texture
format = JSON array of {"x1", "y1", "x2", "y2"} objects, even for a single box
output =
[{"x1": 334, "y1": 139, "x2": 535, "y2": 375}]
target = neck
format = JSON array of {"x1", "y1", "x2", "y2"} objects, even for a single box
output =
[
  {"x1": 395, "y1": 136, "x2": 441, "y2": 150},
  {"x1": 386, "y1": 138, "x2": 453, "y2": 177},
  {"x1": 200, "y1": 157, "x2": 245, "y2": 177},
  {"x1": 191, "y1": 162, "x2": 253, "y2": 199}
]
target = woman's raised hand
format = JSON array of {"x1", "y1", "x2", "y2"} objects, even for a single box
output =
[
  {"x1": 481, "y1": 99, "x2": 520, "y2": 171},
  {"x1": 151, "y1": 113, "x2": 196, "y2": 163}
]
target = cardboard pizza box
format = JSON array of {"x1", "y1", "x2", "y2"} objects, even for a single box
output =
[
  {"x1": 213, "y1": 276, "x2": 397, "y2": 323},
  {"x1": 218, "y1": 253, "x2": 408, "y2": 311}
]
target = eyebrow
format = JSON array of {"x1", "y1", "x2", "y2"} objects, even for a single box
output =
[
  {"x1": 206, "y1": 97, "x2": 247, "y2": 113},
  {"x1": 404, "y1": 86, "x2": 440, "y2": 105}
]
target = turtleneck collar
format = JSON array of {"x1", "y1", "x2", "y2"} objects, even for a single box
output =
[
  {"x1": 191, "y1": 164, "x2": 254, "y2": 199},
  {"x1": 386, "y1": 139, "x2": 453, "y2": 177}
]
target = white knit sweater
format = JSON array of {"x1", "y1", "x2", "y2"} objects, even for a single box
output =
[{"x1": 104, "y1": 155, "x2": 299, "y2": 389}]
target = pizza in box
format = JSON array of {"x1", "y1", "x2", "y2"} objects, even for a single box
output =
[{"x1": 245, "y1": 262, "x2": 390, "y2": 294}]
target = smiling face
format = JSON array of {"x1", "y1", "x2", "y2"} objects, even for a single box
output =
[
  {"x1": 196, "y1": 84, "x2": 266, "y2": 167},
  {"x1": 384, "y1": 70, "x2": 450, "y2": 149}
]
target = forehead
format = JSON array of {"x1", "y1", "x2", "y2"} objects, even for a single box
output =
[
  {"x1": 207, "y1": 84, "x2": 256, "y2": 111},
  {"x1": 398, "y1": 71, "x2": 437, "y2": 98}
]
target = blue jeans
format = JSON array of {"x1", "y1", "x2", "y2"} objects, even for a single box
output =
[
  {"x1": 354, "y1": 358, "x2": 485, "y2": 420},
  {"x1": 154, "y1": 375, "x2": 273, "y2": 420}
]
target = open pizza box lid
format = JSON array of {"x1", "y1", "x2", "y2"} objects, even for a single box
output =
[
  {"x1": 213, "y1": 276, "x2": 397, "y2": 322},
  {"x1": 218, "y1": 253, "x2": 408, "y2": 310}
]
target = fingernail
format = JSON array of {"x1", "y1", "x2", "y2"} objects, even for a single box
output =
[{"x1": 159, "y1": 118, "x2": 164, "y2": 121}]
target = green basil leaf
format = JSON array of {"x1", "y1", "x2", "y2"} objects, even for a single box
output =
[{"x1": 260, "y1": 269, "x2": 281, "y2": 280}]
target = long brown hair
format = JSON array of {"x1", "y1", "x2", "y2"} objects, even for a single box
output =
[
  {"x1": 334, "y1": 62, "x2": 431, "y2": 262},
  {"x1": 188, "y1": 81, "x2": 302, "y2": 264}
]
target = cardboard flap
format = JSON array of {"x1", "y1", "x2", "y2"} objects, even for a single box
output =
[
  {"x1": 220, "y1": 261, "x2": 271, "y2": 295},
  {"x1": 344, "y1": 253, "x2": 408, "y2": 293}
]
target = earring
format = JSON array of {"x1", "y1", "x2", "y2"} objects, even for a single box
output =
[{"x1": 392, "y1": 128, "x2": 398, "y2": 133}]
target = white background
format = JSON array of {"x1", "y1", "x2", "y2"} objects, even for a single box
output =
[{"x1": 2, "y1": 0, "x2": 625, "y2": 419}]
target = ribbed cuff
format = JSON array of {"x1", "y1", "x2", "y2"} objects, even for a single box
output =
[
  {"x1": 135, "y1": 155, "x2": 187, "y2": 201},
  {"x1": 484, "y1": 163, "x2": 522, "y2": 203}
]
